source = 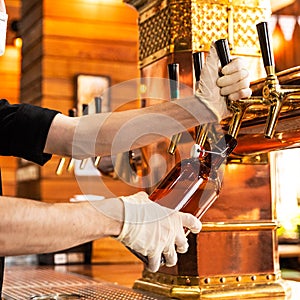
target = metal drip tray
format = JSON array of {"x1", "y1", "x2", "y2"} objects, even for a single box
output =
[
  {"x1": 30, "y1": 294, "x2": 81, "y2": 300},
  {"x1": 2, "y1": 267, "x2": 169, "y2": 300}
]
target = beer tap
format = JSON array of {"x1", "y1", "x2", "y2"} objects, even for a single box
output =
[
  {"x1": 215, "y1": 39, "x2": 264, "y2": 139},
  {"x1": 215, "y1": 26, "x2": 300, "y2": 142},
  {"x1": 80, "y1": 98, "x2": 103, "y2": 169},
  {"x1": 193, "y1": 51, "x2": 209, "y2": 146},
  {"x1": 66, "y1": 108, "x2": 78, "y2": 172},
  {"x1": 55, "y1": 156, "x2": 66, "y2": 175},
  {"x1": 79, "y1": 104, "x2": 89, "y2": 169},
  {"x1": 55, "y1": 108, "x2": 78, "y2": 175},
  {"x1": 167, "y1": 63, "x2": 181, "y2": 155},
  {"x1": 93, "y1": 97, "x2": 102, "y2": 167},
  {"x1": 256, "y1": 22, "x2": 300, "y2": 139}
]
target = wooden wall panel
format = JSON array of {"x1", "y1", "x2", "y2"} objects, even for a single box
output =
[
  {"x1": 20, "y1": 0, "x2": 139, "y2": 110},
  {"x1": 0, "y1": 156, "x2": 18, "y2": 196},
  {"x1": 44, "y1": 19, "x2": 137, "y2": 43},
  {"x1": 42, "y1": 58, "x2": 138, "y2": 93},
  {"x1": 40, "y1": 98, "x2": 73, "y2": 115},
  {"x1": 5, "y1": 0, "x2": 21, "y2": 46},
  {"x1": 0, "y1": 1, "x2": 21, "y2": 197},
  {"x1": 21, "y1": 15, "x2": 43, "y2": 52},
  {"x1": 18, "y1": 0, "x2": 140, "y2": 263},
  {"x1": 44, "y1": 1, "x2": 137, "y2": 24},
  {"x1": 0, "y1": 43, "x2": 21, "y2": 196},
  {"x1": 20, "y1": 79, "x2": 42, "y2": 105},
  {"x1": 43, "y1": 37, "x2": 137, "y2": 65},
  {"x1": 92, "y1": 237, "x2": 140, "y2": 264},
  {"x1": 18, "y1": 0, "x2": 140, "y2": 209},
  {"x1": 21, "y1": 41, "x2": 43, "y2": 72}
]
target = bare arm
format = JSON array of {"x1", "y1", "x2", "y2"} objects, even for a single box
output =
[
  {"x1": 0, "y1": 196, "x2": 123, "y2": 256},
  {"x1": 44, "y1": 97, "x2": 215, "y2": 158},
  {"x1": 0, "y1": 192, "x2": 202, "y2": 272}
]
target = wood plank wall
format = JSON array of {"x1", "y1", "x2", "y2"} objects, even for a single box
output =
[
  {"x1": 21, "y1": 0, "x2": 139, "y2": 113},
  {"x1": 0, "y1": 0, "x2": 21, "y2": 197},
  {"x1": 18, "y1": 0, "x2": 141, "y2": 263},
  {"x1": 19, "y1": 0, "x2": 140, "y2": 202},
  {"x1": 0, "y1": 47, "x2": 20, "y2": 196}
]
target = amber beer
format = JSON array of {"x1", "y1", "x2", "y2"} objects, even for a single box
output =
[
  {"x1": 149, "y1": 134, "x2": 237, "y2": 219},
  {"x1": 150, "y1": 41, "x2": 235, "y2": 219}
]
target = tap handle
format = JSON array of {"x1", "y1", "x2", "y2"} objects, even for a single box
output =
[
  {"x1": 193, "y1": 52, "x2": 204, "y2": 82},
  {"x1": 82, "y1": 104, "x2": 88, "y2": 116},
  {"x1": 68, "y1": 108, "x2": 77, "y2": 117},
  {"x1": 167, "y1": 63, "x2": 181, "y2": 154},
  {"x1": 257, "y1": 22, "x2": 280, "y2": 139},
  {"x1": 256, "y1": 22, "x2": 275, "y2": 71},
  {"x1": 215, "y1": 39, "x2": 231, "y2": 68},
  {"x1": 80, "y1": 104, "x2": 89, "y2": 169},
  {"x1": 94, "y1": 97, "x2": 103, "y2": 166},
  {"x1": 193, "y1": 52, "x2": 207, "y2": 146},
  {"x1": 168, "y1": 63, "x2": 180, "y2": 99},
  {"x1": 95, "y1": 97, "x2": 102, "y2": 114},
  {"x1": 215, "y1": 39, "x2": 245, "y2": 139}
]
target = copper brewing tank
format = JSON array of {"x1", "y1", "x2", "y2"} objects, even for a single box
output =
[{"x1": 124, "y1": 0, "x2": 300, "y2": 299}]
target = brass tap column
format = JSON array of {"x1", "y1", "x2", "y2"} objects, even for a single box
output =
[{"x1": 124, "y1": 0, "x2": 300, "y2": 299}]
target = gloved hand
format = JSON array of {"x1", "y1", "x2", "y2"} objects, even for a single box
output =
[
  {"x1": 116, "y1": 191, "x2": 202, "y2": 272},
  {"x1": 195, "y1": 44, "x2": 252, "y2": 121}
]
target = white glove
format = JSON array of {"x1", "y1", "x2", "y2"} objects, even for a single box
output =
[
  {"x1": 0, "y1": 0, "x2": 6, "y2": 13},
  {"x1": 195, "y1": 44, "x2": 252, "y2": 121},
  {"x1": 116, "y1": 191, "x2": 202, "y2": 272}
]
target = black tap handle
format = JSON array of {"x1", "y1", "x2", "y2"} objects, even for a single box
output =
[
  {"x1": 168, "y1": 63, "x2": 179, "y2": 81},
  {"x1": 256, "y1": 22, "x2": 275, "y2": 68},
  {"x1": 95, "y1": 97, "x2": 102, "y2": 114},
  {"x1": 68, "y1": 108, "x2": 77, "y2": 118},
  {"x1": 215, "y1": 39, "x2": 231, "y2": 68},
  {"x1": 193, "y1": 52, "x2": 204, "y2": 82},
  {"x1": 167, "y1": 63, "x2": 179, "y2": 99},
  {"x1": 82, "y1": 104, "x2": 88, "y2": 116}
]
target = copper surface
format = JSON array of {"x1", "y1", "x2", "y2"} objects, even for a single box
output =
[
  {"x1": 223, "y1": 67, "x2": 300, "y2": 154},
  {"x1": 124, "y1": 0, "x2": 300, "y2": 298}
]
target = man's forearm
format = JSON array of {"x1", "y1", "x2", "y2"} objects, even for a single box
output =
[
  {"x1": 0, "y1": 196, "x2": 123, "y2": 256},
  {"x1": 44, "y1": 97, "x2": 216, "y2": 158}
]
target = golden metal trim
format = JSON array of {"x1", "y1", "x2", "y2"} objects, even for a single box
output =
[
  {"x1": 125, "y1": 0, "x2": 271, "y2": 11},
  {"x1": 227, "y1": 152, "x2": 269, "y2": 164},
  {"x1": 266, "y1": 66, "x2": 276, "y2": 77},
  {"x1": 134, "y1": 0, "x2": 271, "y2": 65},
  {"x1": 139, "y1": 0, "x2": 168, "y2": 22},
  {"x1": 124, "y1": 0, "x2": 164, "y2": 13},
  {"x1": 201, "y1": 221, "x2": 278, "y2": 232},
  {"x1": 134, "y1": 271, "x2": 291, "y2": 299},
  {"x1": 195, "y1": 0, "x2": 270, "y2": 8},
  {"x1": 228, "y1": 5, "x2": 234, "y2": 48},
  {"x1": 139, "y1": 47, "x2": 170, "y2": 68},
  {"x1": 199, "y1": 272, "x2": 282, "y2": 285},
  {"x1": 139, "y1": 47, "x2": 192, "y2": 68}
]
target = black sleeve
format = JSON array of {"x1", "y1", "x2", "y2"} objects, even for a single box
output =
[{"x1": 0, "y1": 99, "x2": 61, "y2": 165}]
